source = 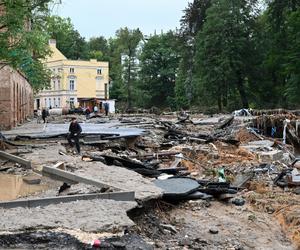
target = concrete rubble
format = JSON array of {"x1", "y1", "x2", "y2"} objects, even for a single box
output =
[
  {"x1": 0, "y1": 109, "x2": 300, "y2": 249},
  {"x1": 0, "y1": 199, "x2": 136, "y2": 232}
]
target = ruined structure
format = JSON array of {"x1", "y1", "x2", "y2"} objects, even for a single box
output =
[{"x1": 0, "y1": 65, "x2": 33, "y2": 130}]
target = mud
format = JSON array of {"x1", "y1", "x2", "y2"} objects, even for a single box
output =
[{"x1": 130, "y1": 201, "x2": 293, "y2": 250}]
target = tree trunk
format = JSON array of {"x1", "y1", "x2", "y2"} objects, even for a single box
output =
[
  {"x1": 236, "y1": 73, "x2": 249, "y2": 108},
  {"x1": 127, "y1": 57, "x2": 132, "y2": 109},
  {"x1": 218, "y1": 96, "x2": 222, "y2": 111}
]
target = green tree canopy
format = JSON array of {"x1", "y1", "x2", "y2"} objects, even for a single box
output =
[
  {"x1": 195, "y1": 0, "x2": 258, "y2": 110},
  {"x1": 46, "y1": 15, "x2": 88, "y2": 60},
  {"x1": 112, "y1": 27, "x2": 143, "y2": 109},
  {"x1": 0, "y1": 0, "x2": 55, "y2": 91},
  {"x1": 138, "y1": 32, "x2": 180, "y2": 109}
]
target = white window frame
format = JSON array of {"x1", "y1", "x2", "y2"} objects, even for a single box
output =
[
  {"x1": 69, "y1": 79, "x2": 75, "y2": 91},
  {"x1": 69, "y1": 97, "x2": 75, "y2": 108},
  {"x1": 97, "y1": 68, "x2": 102, "y2": 75}
]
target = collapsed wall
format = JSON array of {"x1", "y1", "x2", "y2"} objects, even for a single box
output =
[{"x1": 0, "y1": 65, "x2": 33, "y2": 130}]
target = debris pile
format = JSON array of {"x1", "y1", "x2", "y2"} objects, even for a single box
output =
[{"x1": 0, "y1": 110, "x2": 299, "y2": 248}]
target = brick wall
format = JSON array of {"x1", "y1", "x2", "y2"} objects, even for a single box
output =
[{"x1": 0, "y1": 65, "x2": 33, "y2": 130}]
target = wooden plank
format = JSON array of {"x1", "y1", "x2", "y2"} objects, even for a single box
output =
[{"x1": 0, "y1": 150, "x2": 31, "y2": 168}]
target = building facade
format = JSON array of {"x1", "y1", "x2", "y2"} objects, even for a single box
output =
[
  {"x1": 35, "y1": 40, "x2": 110, "y2": 110},
  {"x1": 0, "y1": 65, "x2": 34, "y2": 130}
]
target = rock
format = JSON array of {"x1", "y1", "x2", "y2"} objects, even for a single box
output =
[
  {"x1": 209, "y1": 228, "x2": 219, "y2": 234},
  {"x1": 231, "y1": 198, "x2": 245, "y2": 206},
  {"x1": 294, "y1": 187, "x2": 300, "y2": 195},
  {"x1": 111, "y1": 241, "x2": 126, "y2": 248},
  {"x1": 248, "y1": 214, "x2": 256, "y2": 221},
  {"x1": 179, "y1": 238, "x2": 192, "y2": 246},
  {"x1": 160, "y1": 224, "x2": 178, "y2": 234},
  {"x1": 23, "y1": 175, "x2": 41, "y2": 185}
]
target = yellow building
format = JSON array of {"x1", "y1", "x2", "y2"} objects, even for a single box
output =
[{"x1": 35, "y1": 39, "x2": 111, "y2": 110}]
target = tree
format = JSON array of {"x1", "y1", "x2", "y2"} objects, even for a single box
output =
[
  {"x1": 283, "y1": 9, "x2": 300, "y2": 106},
  {"x1": 46, "y1": 15, "x2": 88, "y2": 60},
  {"x1": 114, "y1": 27, "x2": 143, "y2": 109},
  {"x1": 176, "y1": 0, "x2": 212, "y2": 108},
  {"x1": 138, "y1": 32, "x2": 180, "y2": 109},
  {"x1": 262, "y1": 0, "x2": 300, "y2": 107},
  {"x1": 0, "y1": 0, "x2": 56, "y2": 91},
  {"x1": 87, "y1": 36, "x2": 109, "y2": 61},
  {"x1": 195, "y1": 0, "x2": 258, "y2": 110}
]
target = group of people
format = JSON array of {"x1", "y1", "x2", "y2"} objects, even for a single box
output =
[{"x1": 85, "y1": 102, "x2": 110, "y2": 119}]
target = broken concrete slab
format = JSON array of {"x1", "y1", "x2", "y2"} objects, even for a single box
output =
[
  {"x1": 0, "y1": 199, "x2": 136, "y2": 233},
  {"x1": 3, "y1": 123, "x2": 146, "y2": 140},
  {"x1": 247, "y1": 140, "x2": 275, "y2": 147},
  {"x1": 154, "y1": 177, "x2": 200, "y2": 200},
  {"x1": 258, "y1": 150, "x2": 283, "y2": 162},
  {"x1": 191, "y1": 117, "x2": 222, "y2": 125},
  {"x1": 0, "y1": 191, "x2": 135, "y2": 209},
  {"x1": 232, "y1": 172, "x2": 254, "y2": 188},
  {"x1": 240, "y1": 140, "x2": 275, "y2": 152},
  {"x1": 42, "y1": 166, "x2": 121, "y2": 191},
  {"x1": 0, "y1": 150, "x2": 31, "y2": 169},
  {"x1": 74, "y1": 162, "x2": 163, "y2": 202}
]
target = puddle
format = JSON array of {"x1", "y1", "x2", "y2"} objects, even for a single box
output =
[{"x1": 0, "y1": 174, "x2": 49, "y2": 201}]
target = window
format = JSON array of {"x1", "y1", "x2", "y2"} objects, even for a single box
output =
[
  {"x1": 57, "y1": 80, "x2": 60, "y2": 90},
  {"x1": 49, "y1": 98, "x2": 52, "y2": 108},
  {"x1": 70, "y1": 98, "x2": 75, "y2": 108},
  {"x1": 70, "y1": 68, "x2": 74, "y2": 73},
  {"x1": 58, "y1": 98, "x2": 61, "y2": 107},
  {"x1": 44, "y1": 98, "x2": 47, "y2": 107},
  {"x1": 54, "y1": 98, "x2": 56, "y2": 107},
  {"x1": 97, "y1": 68, "x2": 102, "y2": 75},
  {"x1": 69, "y1": 80, "x2": 75, "y2": 91}
]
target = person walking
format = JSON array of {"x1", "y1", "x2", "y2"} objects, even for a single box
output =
[
  {"x1": 42, "y1": 108, "x2": 47, "y2": 123},
  {"x1": 37, "y1": 108, "x2": 42, "y2": 123},
  {"x1": 104, "y1": 102, "x2": 109, "y2": 116},
  {"x1": 93, "y1": 105, "x2": 98, "y2": 114},
  {"x1": 85, "y1": 106, "x2": 91, "y2": 119},
  {"x1": 67, "y1": 117, "x2": 82, "y2": 154}
]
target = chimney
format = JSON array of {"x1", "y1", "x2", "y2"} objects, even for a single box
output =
[{"x1": 49, "y1": 39, "x2": 56, "y2": 47}]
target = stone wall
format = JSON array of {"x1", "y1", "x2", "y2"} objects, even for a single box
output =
[{"x1": 0, "y1": 65, "x2": 33, "y2": 130}]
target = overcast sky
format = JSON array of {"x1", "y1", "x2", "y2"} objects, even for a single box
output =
[{"x1": 52, "y1": 0, "x2": 192, "y2": 40}]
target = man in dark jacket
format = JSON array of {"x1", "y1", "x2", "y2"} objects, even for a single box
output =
[
  {"x1": 104, "y1": 102, "x2": 109, "y2": 116},
  {"x1": 67, "y1": 117, "x2": 82, "y2": 154},
  {"x1": 42, "y1": 109, "x2": 47, "y2": 123}
]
